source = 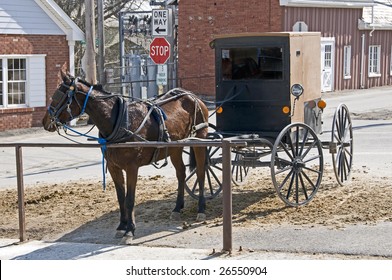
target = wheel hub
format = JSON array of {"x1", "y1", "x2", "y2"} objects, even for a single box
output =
[{"x1": 293, "y1": 158, "x2": 305, "y2": 173}]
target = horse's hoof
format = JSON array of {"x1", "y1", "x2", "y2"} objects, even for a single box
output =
[
  {"x1": 120, "y1": 234, "x2": 133, "y2": 245},
  {"x1": 170, "y1": 211, "x2": 181, "y2": 221},
  {"x1": 115, "y1": 230, "x2": 125, "y2": 238},
  {"x1": 196, "y1": 213, "x2": 206, "y2": 222}
]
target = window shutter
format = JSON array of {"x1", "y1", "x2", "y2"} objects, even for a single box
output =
[{"x1": 27, "y1": 55, "x2": 46, "y2": 107}]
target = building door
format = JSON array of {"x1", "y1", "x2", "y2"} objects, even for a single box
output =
[{"x1": 321, "y1": 38, "x2": 335, "y2": 92}]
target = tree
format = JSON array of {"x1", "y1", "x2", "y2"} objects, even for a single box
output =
[{"x1": 53, "y1": 0, "x2": 150, "y2": 76}]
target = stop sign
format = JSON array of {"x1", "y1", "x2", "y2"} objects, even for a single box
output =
[{"x1": 150, "y1": 37, "x2": 171, "y2": 64}]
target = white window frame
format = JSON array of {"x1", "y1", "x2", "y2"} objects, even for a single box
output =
[
  {"x1": 1, "y1": 57, "x2": 28, "y2": 108},
  {"x1": 368, "y1": 45, "x2": 381, "y2": 77},
  {"x1": 343, "y1": 45, "x2": 351, "y2": 79},
  {"x1": 0, "y1": 54, "x2": 46, "y2": 109}
]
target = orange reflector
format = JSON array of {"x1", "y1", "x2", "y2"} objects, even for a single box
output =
[
  {"x1": 216, "y1": 106, "x2": 223, "y2": 114},
  {"x1": 318, "y1": 99, "x2": 327, "y2": 109},
  {"x1": 282, "y1": 106, "x2": 290, "y2": 114}
]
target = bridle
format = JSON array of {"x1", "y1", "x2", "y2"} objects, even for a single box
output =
[{"x1": 47, "y1": 79, "x2": 93, "y2": 128}]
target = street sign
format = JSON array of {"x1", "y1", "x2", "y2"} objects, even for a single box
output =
[
  {"x1": 156, "y1": 64, "x2": 167, "y2": 85},
  {"x1": 150, "y1": 37, "x2": 171, "y2": 64},
  {"x1": 152, "y1": 9, "x2": 169, "y2": 36}
]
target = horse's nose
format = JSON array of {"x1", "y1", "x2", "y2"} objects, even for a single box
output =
[{"x1": 42, "y1": 112, "x2": 57, "y2": 132}]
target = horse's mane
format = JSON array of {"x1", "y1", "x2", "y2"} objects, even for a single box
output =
[{"x1": 77, "y1": 77, "x2": 112, "y2": 95}]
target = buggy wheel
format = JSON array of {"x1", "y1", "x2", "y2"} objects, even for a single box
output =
[
  {"x1": 331, "y1": 104, "x2": 353, "y2": 186},
  {"x1": 231, "y1": 149, "x2": 251, "y2": 186},
  {"x1": 271, "y1": 123, "x2": 324, "y2": 206},
  {"x1": 184, "y1": 131, "x2": 223, "y2": 200}
]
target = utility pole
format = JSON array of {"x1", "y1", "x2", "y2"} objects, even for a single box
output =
[
  {"x1": 97, "y1": 0, "x2": 105, "y2": 85},
  {"x1": 84, "y1": 0, "x2": 97, "y2": 84}
]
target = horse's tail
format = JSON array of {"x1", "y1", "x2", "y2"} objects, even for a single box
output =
[
  {"x1": 189, "y1": 147, "x2": 197, "y2": 172},
  {"x1": 188, "y1": 147, "x2": 208, "y2": 172}
]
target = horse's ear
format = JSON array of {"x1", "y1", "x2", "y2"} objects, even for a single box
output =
[
  {"x1": 59, "y1": 70, "x2": 75, "y2": 84},
  {"x1": 60, "y1": 69, "x2": 68, "y2": 82}
]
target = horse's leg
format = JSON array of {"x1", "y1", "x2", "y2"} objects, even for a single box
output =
[
  {"x1": 169, "y1": 148, "x2": 186, "y2": 221},
  {"x1": 107, "y1": 163, "x2": 127, "y2": 238},
  {"x1": 121, "y1": 164, "x2": 139, "y2": 245},
  {"x1": 193, "y1": 146, "x2": 207, "y2": 221}
]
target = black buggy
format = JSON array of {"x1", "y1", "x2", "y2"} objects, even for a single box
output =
[{"x1": 184, "y1": 32, "x2": 353, "y2": 206}]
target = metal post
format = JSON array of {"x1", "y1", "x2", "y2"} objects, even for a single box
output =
[
  {"x1": 119, "y1": 12, "x2": 125, "y2": 95},
  {"x1": 222, "y1": 140, "x2": 232, "y2": 252},
  {"x1": 15, "y1": 146, "x2": 26, "y2": 242},
  {"x1": 84, "y1": 0, "x2": 97, "y2": 84},
  {"x1": 97, "y1": 0, "x2": 105, "y2": 85}
]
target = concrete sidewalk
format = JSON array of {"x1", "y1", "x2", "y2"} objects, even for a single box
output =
[
  {"x1": 0, "y1": 237, "x2": 383, "y2": 260},
  {"x1": 2, "y1": 221, "x2": 392, "y2": 260}
]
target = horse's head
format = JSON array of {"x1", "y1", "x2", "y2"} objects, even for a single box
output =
[{"x1": 42, "y1": 70, "x2": 90, "y2": 132}]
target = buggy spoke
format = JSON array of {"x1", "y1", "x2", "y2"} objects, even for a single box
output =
[
  {"x1": 302, "y1": 154, "x2": 322, "y2": 164},
  {"x1": 302, "y1": 165, "x2": 322, "y2": 175},
  {"x1": 299, "y1": 172, "x2": 309, "y2": 201},
  {"x1": 301, "y1": 139, "x2": 318, "y2": 159},
  {"x1": 205, "y1": 169, "x2": 215, "y2": 196},
  {"x1": 285, "y1": 171, "x2": 296, "y2": 199},
  {"x1": 208, "y1": 166, "x2": 222, "y2": 187},
  {"x1": 185, "y1": 168, "x2": 197, "y2": 183},
  {"x1": 275, "y1": 163, "x2": 293, "y2": 175},
  {"x1": 300, "y1": 169, "x2": 317, "y2": 191},
  {"x1": 280, "y1": 141, "x2": 295, "y2": 161},
  {"x1": 278, "y1": 169, "x2": 294, "y2": 191}
]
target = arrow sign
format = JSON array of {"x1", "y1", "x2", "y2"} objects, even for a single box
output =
[
  {"x1": 154, "y1": 27, "x2": 166, "y2": 34},
  {"x1": 152, "y1": 9, "x2": 169, "y2": 36}
]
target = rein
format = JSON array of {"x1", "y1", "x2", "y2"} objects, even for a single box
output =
[{"x1": 48, "y1": 80, "x2": 209, "y2": 188}]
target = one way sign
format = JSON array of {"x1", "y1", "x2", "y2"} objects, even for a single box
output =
[{"x1": 152, "y1": 9, "x2": 169, "y2": 36}]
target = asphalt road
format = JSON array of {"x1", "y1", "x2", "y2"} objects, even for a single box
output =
[
  {"x1": 1, "y1": 86, "x2": 392, "y2": 261},
  {"x1": 1, "y1": 85, "x2": 391, "y2": 188}
]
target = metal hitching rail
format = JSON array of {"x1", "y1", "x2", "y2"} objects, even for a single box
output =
[{"x1": 0, "y1": 139, "x2": 246, "y2": 252}]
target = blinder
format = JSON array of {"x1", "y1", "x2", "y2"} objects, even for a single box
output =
[{"x1": 47, "y1": 83, "x2": 82, "y2": 126}]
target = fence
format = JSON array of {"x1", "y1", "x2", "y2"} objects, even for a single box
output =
[{"x1": 0, "y1": 139, "x2": 246, "y2": 252}]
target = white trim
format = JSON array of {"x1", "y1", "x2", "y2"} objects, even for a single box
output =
[
  {"x1": 280, "y1": 0, "x2": 374, "y2": 8},
  {"x1": 68, "y1": 41, "x2": 76, "y2": 76},
  {"x1": 321, "y1": 37, "x2": 335, "y2": 92},
  {"x1": 368, "y1": 45, "x2": 381, "y2": 76},
  {"x1": 343, "y1": 45, "x2": 352, "y2": 79},
  {"x1": 34, "y1": 0, "x2": 84, "y2": 41},
  {"x1": 358, "y1": 19, "x2": 392, "y2": 30}
]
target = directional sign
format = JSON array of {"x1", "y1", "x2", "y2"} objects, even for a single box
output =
[
  {"x1": 156, "y1": 64, "x2": 167, "y2": 85},
  {"x1": 150, "y1": 37, "x2": 171, "y2": 64},
  {"x1": 152, "y1": 9, "x2": 169, "y2": 36}
]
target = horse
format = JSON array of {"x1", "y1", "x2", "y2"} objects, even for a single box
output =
[{"x1": 42, "y1": 71, "x2": 209, "y2": 244}]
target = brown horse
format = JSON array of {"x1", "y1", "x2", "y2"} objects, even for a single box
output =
[{"x1": 42, "y1": 71, "x2": 209, "y2": 244}]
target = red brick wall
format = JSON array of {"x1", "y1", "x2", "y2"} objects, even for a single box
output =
[
  {"x1": 177, "y1": 0, "x2": 283, "y2": 96},
  {"x1": 0, "y1": 34, "x2": 68, "y2": 131}
]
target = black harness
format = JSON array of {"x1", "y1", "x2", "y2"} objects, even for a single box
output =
[{"x1": 47, "y1": 81, "x2": 208, "y2": 168}]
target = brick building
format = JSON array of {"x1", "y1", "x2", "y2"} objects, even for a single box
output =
[
  {"x1": 174, "y1": 0, "x2": 392, "y2": 96},
  {"x1": 0, "y1": 0, "x2": 83, "y2": 131}
]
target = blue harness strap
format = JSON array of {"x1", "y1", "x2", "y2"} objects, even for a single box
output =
[
  {"x1": 80, "y1": 86, "x2": 93, "y2": 116},
  {"x1": 63, "y1": 124, "x2": 108, "y2": 191}
]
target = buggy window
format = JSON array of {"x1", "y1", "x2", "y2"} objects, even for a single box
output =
[{"x1": 221, "y1": 47, "x2": 283, "y2": 80}]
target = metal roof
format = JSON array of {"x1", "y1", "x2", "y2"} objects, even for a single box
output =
[{"x1": 280, "y1": 0, "x2": 375, "y2": 8}]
